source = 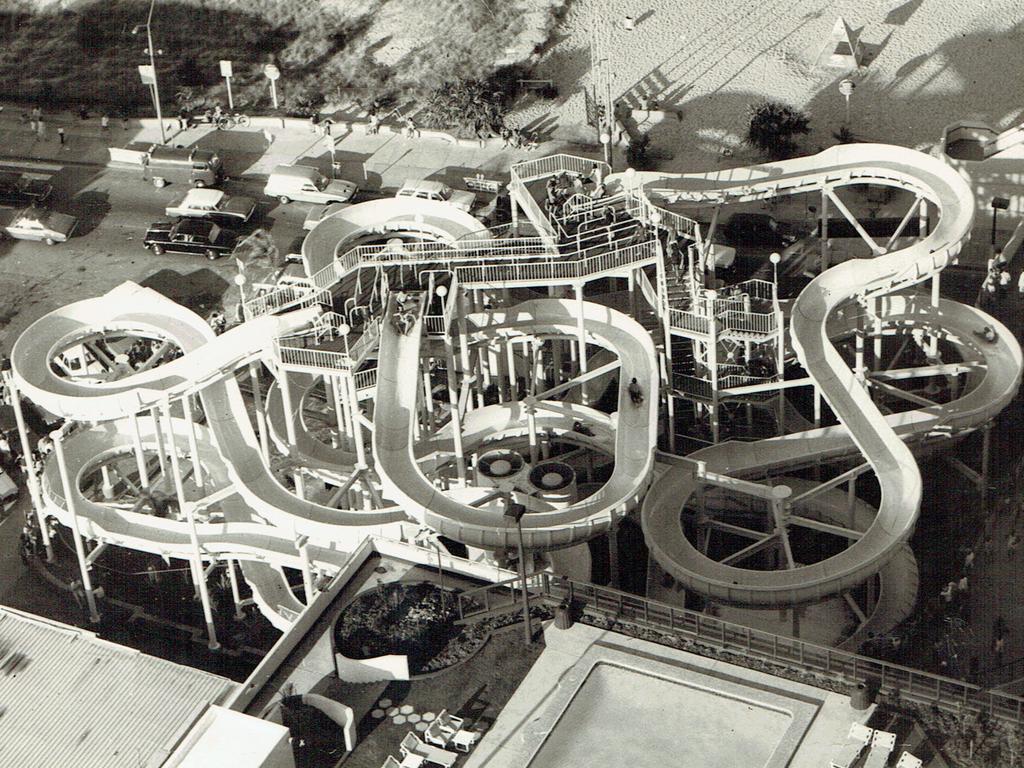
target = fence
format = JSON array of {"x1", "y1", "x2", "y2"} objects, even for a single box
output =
[
  {"x1": 510, "y1": 153, "x2": 610, "y2": 185},
  {"x1": 244, "y1": 285, "x2": 330, "y2": 320},
  {"x1": 460, "y1": 573, "x2": 1024, "y2": 726}
]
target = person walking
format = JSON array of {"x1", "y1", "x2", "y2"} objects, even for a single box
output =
[
  {"x1": 57, "y1": 127, "x2": 65, "y2": 148},
  {"x1": 999, "y1": 269, "x2": 1011, "y2": 297},
  {"x1": 964, "y1": 547, "x2": 975, "y2": 571},
  {"x1": 100, "y1": 114, "x2": 110, "y2": 133},
  {"x1": 177, "y1": 109, "x2": 188, "y2": 130},
  {"x1": 404, "y1": 116, "x2": 418, "y2": 139}
]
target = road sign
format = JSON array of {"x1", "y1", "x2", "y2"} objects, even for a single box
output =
[
  {"x1": 264, "y1": 64, "x2": 280, "y2": 81},
  {"x1": 138, "y1": 65, "x2": 156, "y2": 85},
  {"x1": 219, "y1": 60, "x2": 233, "y2": 78}
]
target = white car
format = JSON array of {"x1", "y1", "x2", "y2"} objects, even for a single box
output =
[
  {"x1": 165, "y1": 188, "x2": 256, "y2": 225},
  {"x1": 3, "y1": 207, "x2": 77, "y2": 245},
  {"x1": 264, "y1": 165, "x2": 358, "y2": 206},
  {"x1": 395, "y1": 179, "x2": 476, "y2": 212}
]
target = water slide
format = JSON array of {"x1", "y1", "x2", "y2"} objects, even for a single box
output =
[
  {"x1": 624, "y1": 144, "x2": 1023, "y2": 606},
  {"x1": 373, "y1": 295, "x2": 659, "y2": 550},
  {"x1": 301, "y1": 197, "x2": 490, "y2": 277},
  {"x1": 12, "y1": 283, "x2": 414, "y2": 622}
]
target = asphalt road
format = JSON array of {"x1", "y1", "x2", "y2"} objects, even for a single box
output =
[{"x1": 0, "y1": 161, "x2": 320, "y2": 348}]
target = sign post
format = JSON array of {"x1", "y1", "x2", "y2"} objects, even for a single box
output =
[
  {"x1": 220, "y1": 60, "x2": 234, "y2": 110},
  {"x1": 264, "y1": 64, "x2": 280, "y2": 109}
]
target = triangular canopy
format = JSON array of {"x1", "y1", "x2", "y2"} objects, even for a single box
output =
[{"x1": 814, "y1": 17, "x2": 861, "y2": 71}]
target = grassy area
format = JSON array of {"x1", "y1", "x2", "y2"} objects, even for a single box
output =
[{"x1": 0, "y1": 0, "x2": 566, "y2": 112}]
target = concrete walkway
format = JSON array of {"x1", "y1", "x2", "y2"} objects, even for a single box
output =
[{"x1": 0, "y1": 103, "x2": 595, "y2": 193}]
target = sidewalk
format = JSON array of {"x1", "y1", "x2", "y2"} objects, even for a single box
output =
[{"x1": 0, "y1": 103, "x2": 595, "y2": 192}]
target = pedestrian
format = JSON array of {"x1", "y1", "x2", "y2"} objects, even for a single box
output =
[
  {"x1": 589, "y1": 163, "x2": 603, "y2": 186},
  {"x1": 1017, "y1": 270, "x2": 1024, "y2": 296},
  {"x1": 57, "y1": 127, "x2": 65, "y2": 147},
  {"x1": 35, "y1": 118, "x2": 45, "y2": 140},
  {"x1": 940, "y1": 581, "x2": 955, "y2": 603},
  {"x1": 628, "y1": 377, "x2": 643, "y2": 405},
  {"x1": 964, "y1": 547, "x2": 975, "y2": 571},
  {"x1": 177, "y1": 109, "x2": 188, "y2": 130},
  {"x1": 995, "y1": 635, "x2": 1006, "y2": 655},
  {"x1": 1007, "y1": 530, "x2": 1019, "y2": 557},
  {"x1": 309, "y1": 113, "x2": 320, "y2": 134},
  {"x1": 999, "y1": 269, "x2": 1011, "y2": 296},
  {"x1": 121, "y1": 111, "x2": 129, "y2": 131},
  {"x1": 367, "y1": 112, "x2": 380, "y2": 134},
  {"x1": 100, "y1": 114, "x2": 109, "y2": 133},
  {"x1": 404, "y1": 116, "x2": 418, "y2": 139},
  {"x1": 958, "y1": 575, "x2": 968, "y2": 593},
  {"x1": 321, "y1": 118, "x2": 333, "y2": 136},
  {"x1": 30, "y1": 106, "x2": 41, "y2": 125}
]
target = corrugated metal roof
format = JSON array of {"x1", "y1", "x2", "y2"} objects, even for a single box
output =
[{"x1": 0, "y1": 607, "x2": 236, "y2": 768}]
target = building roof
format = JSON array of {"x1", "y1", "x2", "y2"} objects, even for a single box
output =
[
  {"x1": 161, "y1": 705, "x2": 290, "y2": 767},
  {"x1": 0, "y1": 607, "x2": 236, "y2": 768}
]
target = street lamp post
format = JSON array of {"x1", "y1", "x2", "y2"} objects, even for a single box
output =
[
  {"x1": 504, "y1": 494, "x2": 532, "y2": 644},
  {"x1": 133, "y1": 0, "x2": 166, "y2": 145},
  {"x1": 992, "y1": 196, "x2": 1011, "y2": 251},
  {"x1": 839, "y1": 78, "x2": 855, "y2": 126}
]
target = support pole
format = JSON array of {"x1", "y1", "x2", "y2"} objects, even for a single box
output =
[
  {"x1": 227, "y1": 558, "x2": 245, "y2": 620},
  {"x1": 249, "y1": 363, "x2": 270, "y2": 463},
  {"x1": 444, "y1": 339, "x2": 467, "y2": 485},
  {"x1": 343, "y1": 371, "x2": 367, "y2": 468},
  {"x1": 163, "y1": 400, "x2": 219, "y2": 650},
  {"x1": 820, "y1": 187, "x2": 830, "y2": 271},
  {"x1": 181, "y1": 393, "x2": 204, "y2": 491},
  {"x1": 297, "y1": 534, "x2": 315, "y2": 604},
  {"x1": 576, "y1": 283, "x2": 588, "y2": 376},
  {"x1": 7, "y1": 373, "x2": 53, "y2": 560},
  {"x1": 52, "y1": 430, "x2": 100, "y2": 623},
  {"x1": 607, "y1": 521, "x2": 621, "y2": 588},
  {"x1": 130, "y1": 412, "x2": 150, "y2": 490},
  {"x1": 277, "y1": 371, "x2": 305, "y2": 499},
  {"x1": 150, "y1": 405, "x2": 168, "y2": 484}
]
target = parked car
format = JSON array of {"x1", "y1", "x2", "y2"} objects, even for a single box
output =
[
  {"x1": 144, "y1": 218, "x2": 238, "y2": 260},
  {"x1": 302, "y1": 202, "x2": 350, "y2": 231},
  {"x1": 3, "y1": 207, "x2": 77, "y2": 244},
  {"x1": 165, "y1": 188, "x2": 257, "y2": 226},
  {"x1": 395, "y1": 179, "x2": 475, "y2": 212},
  {"x1": 0, "y1": 172, "x2": 52, "y2": 207},
  {"x1": 264, "y1": 165, "x2": 358, "y2": 205}
]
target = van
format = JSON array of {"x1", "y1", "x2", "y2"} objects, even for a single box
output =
[
  {"x1": 263, "y1": 165, "x2": 357, "y2": 205},
  {"x1": 143, "y1": 145, "x2": 223, "y2": 189}
]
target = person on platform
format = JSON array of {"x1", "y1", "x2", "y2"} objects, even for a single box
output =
[{"x1": 628, "y1": 377, "x2": 643, "y2": 405}]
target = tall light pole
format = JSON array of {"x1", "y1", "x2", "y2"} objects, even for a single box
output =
[
  {"x1": 504, "y1": 493, "x2": 532, "y2": 644},
  {"x1": 133, "y1": 0, "x2": 166, "y2": 145}
]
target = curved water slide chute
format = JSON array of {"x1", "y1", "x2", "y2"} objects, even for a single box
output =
[
  {"x1": 373, "y1": 296, "x2": 659, "y2": 550},
  {"x1": 628, "y1": 144, "x2": 1023, "y2": 607}
]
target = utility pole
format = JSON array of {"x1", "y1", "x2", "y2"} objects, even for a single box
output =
[{"x1": 133, "y1": 0, "x2": 166, "y2": 144}]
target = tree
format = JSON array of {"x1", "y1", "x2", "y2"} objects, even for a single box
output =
[
  {"x1": 233, "y1": 228, "x2": 283, "y2": 278},
  {"x1": 746, "y1": 100, "x2": 810, "y2": 160}
]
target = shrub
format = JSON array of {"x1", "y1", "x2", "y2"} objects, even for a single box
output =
[
  {"x1": 746, "y1": 100, "x2": 810, "y2": 160},
  {"x1": 626, "y1": 132, "x2": 656, "y2": 171},
  {"x1": 419, "y1": 79, "x2": 508, "y2": 137},
  {"x1": 282, "y1": 86, "x2": 325, "y2": 117}
]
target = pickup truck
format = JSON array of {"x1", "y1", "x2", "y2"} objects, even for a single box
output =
[
  {"x1": 164, "y1": 188, "x2": 257, "y2": 225},
  {"x1": 144, "y1": 218, "x2": 238, "y2": 260}
]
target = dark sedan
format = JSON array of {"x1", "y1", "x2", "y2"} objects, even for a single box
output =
[{"x1": 144, "y1": 218, "x2": 238, "y2": 260}]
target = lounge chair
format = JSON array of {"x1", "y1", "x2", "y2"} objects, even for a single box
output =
[
  {"x1": 829, "y1": 723, "x2": 873, "y2": 768},
  {"x1": 435, "y1": 708, "x2": 479, "y2": 752},
  {"x1": 383, "y1": 755, "x2": 424, "y2": 768},
  {"x1": 863, "y1": 730, "x2": 897, "y2": 768},
  {"x1": 423, "y1": 718, "x2": 450, "y2": 748},
  {"x1": 400, "y1": 732, "x2": 458, "y2": 768},
  {"x1": 895, "y1": 751, "x2": 923, "y2": 768}
]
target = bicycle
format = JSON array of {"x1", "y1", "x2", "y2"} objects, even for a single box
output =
[{"x1": 215, "y1": 112, "x2": 251, "y2": 130}]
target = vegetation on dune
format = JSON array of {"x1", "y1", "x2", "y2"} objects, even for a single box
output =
[{"x1": 0, "y1": 0, "x2": 567, "y2": 115}]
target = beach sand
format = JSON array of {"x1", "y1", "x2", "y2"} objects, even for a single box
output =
[{"x1": 519, "y1": 0, "x2": 1024, "y2": 171}]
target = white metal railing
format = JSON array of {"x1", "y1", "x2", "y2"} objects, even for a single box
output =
[
  {"x1": 717, "y1": 310, "x2": 777, "y2": 337},
  {"x1": 274, "y1": 343, "x2": 351, "y2": 373},
  {"x1": 348, "y1": 318, "x2": 381, "y2": 364},
  {"x1": 354, "y1": 367, "x2": 377, "y2": 391},
  {"x1": 244, "y1": 285, "x2": 329, "y2": 320},
  {"x1": 668, "y1": 308, "x2": 710, "y2": 336},
  {"x1": 454, "y1": 239, "x2": 658, "y2": 286},
  {"x1": 510, "y1": 153, "x2": 610, "y2": 185}
]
